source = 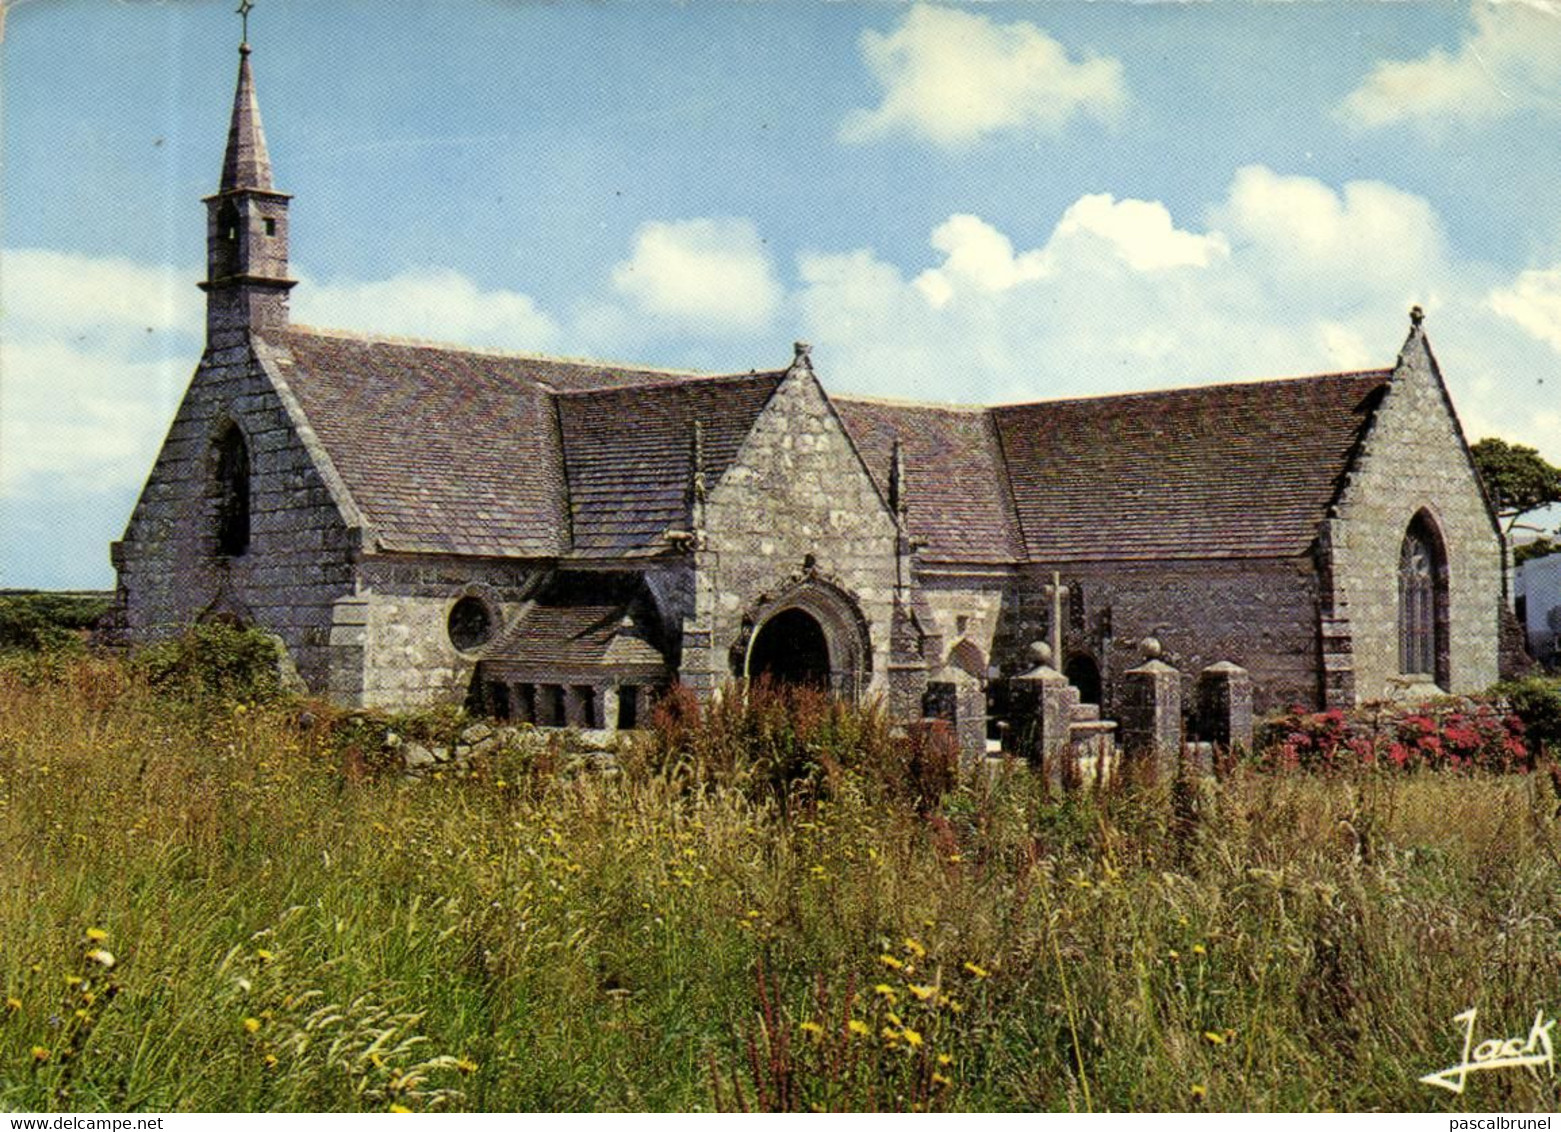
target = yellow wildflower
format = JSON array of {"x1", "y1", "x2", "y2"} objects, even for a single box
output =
[
  {"x1": 243, "y1": 1017, "x2": 262, "y2": 1034},
  {"x1": 1193, "y1": 943, "x2": 1207, "y2": 956},
  {"x1": 31, "y1": 1046, "x2": 50, "y2": 1063},
  {"x1": 848, "y1": 1019, "x2": 870, "y2": 1037},
  {"x1": 84, "y1": 928, "x2": 108, "y2": 943},
  {"x1": 64, "y1": 975, "x2": 82, "y2": 988},
  {"x1": 1190, "y1": 1084, "x2": 1208, "y2": 1100},
  {"x1": 902, "y1": 1028, "x2": 924, "y2": 1047},
  {"x1": 264, "y1": 1054, "x2": 278, "y2": 1069},
  {"x1": 5, "y1": 997, "x2": 20, "y2": 1012},
  {"x1": 389, "y1": 1105, "x2": 412, "y2": 1114},
  {"x1": 455, "y1": 1057, "x2": 479, "y2": 1074},
  {"x1": 886, "y1": 1011, "x2": 904, "y2": 1027},
  {"x1": 1203, "y1": 1030, "x2": 1225, "y2": 1045},
  {"x1": 932, "y1": 1072, "x2": 953, "y2": 1087},
  {"x1": 937, "y1": 1053, "x2": 953, "y2": 1066},
  {"x1": 85, "y1": 949, "x2": 116, "y2": 969},
  {"x1": 908, "y1": 984, "x2": 936, "y2": 1002},
  {"x1": 963, "y1": 961, "x2": 990, "y2": 979},
  {"x1": 799, "y1": 1021, "x2": 824, "y2": 1037},
  {"x1": 903, "y1": 937, "x2": 926, "y2": 958},
  {"x1": 1168, "y1": 949, "x2": 1180, "y2": 961},
  {"x1": 878, "y1": 953, "x2": 904, "y2": 970},
  {"x1": 256, "y1": 948, "x2": 275, "y2": 962}
]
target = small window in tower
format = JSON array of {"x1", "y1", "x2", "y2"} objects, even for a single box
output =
[
  {"x1": 264, "y1": 217, "x2": 277, "y2": 237},
  {"x1": 448, "y1": 595, "x2": 495, "y2": 653},
  {"x1": 215, "y1": 425, "x2": 250, "y2": 557}
]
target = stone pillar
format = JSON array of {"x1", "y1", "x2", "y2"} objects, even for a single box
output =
[
  {"x1": 1009, "y1": 642, "x2": 1079, "y2": 793},
  {"x1": 950, "y1": 668, "x2": 987, "y2": 764},
  {"x1": 1119, "y1": 638, "x2": 1181, "y2": 783},
  {"x1": 600, "y1": 685, "x2": 620, "y2": 734},
  {"x1": 1197, "y1": 661, "x2": 1253, "y2": 760}
]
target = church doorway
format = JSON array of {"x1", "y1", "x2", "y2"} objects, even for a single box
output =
[
  {"x1": 1063, "y1": 653, "x2": 1101, "y2": 705},
  {"x1": 747, "y1": 608, "x2": 832, "y2": 689}
]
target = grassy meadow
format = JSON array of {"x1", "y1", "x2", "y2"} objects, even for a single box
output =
[{"x1": 1, "y1": 645, "x2": 1560, "y2": 1112}]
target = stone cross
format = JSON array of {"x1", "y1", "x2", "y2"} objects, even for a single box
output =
[
  {"x1": 237, "y1": 0, "x2": 255, "y2": 44},
  {"x1": 1040, "y1": 571, "x2": 1069, "y2": 671}
]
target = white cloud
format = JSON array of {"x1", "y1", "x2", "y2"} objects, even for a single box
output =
[
  {"x1": 795, "y1": 168, "x2": 1560, "y2": 469},
  {"x1": 1338, "y1": 0, "x2": 1561, "y2": 131},
  {"x1": 1, "y1": 248, "x2": 198, "y2": 500},
  {"x1": 841, "y1": 4, "x2": 1126, "y2": 147},
  {"x1": 294, "y1": 268, "x2": 559, "y2": 352},
  {"x1": 609, "y1": 217, "x2": 782, "y2": 333},
  {"x1": 1489, "y1": 267, "x2": 1561, "y2": 350}
]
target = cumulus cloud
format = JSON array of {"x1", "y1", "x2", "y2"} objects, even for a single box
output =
[
  {"x1": 794, "y1": 168, "x2": 1558, "y2": 470},
  {"x1": 1338, "y1": 0, "x2": 1561, "y2": 130},
  {"x1": 841, "y1": 4, "x2": 1126, "y2": 147},
  {"x1": 1, "y1": 248, "x2": 199, "y2": 500},
  {"x1": 609, "y1": 217, "x2": 783, "y2": 333},
  {"x1": 1489, "y1": 267, "x2": 1561, "y2": 351},
  {"x1": 294, "y1": 268, "x2": 559, "y2": 352}
]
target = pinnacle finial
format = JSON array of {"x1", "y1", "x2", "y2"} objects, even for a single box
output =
[
  {"x1": 1410, "y1": 304, "x2": 1424, "y2": 329},
  {"x1": 238, "y1": 0, "x2": 255, "y2": 49},
  {"x1": 793, "y1": 341, "x2": 812, "y2": 366}
]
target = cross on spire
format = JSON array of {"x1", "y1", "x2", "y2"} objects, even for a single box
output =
[{"x1": 237, "y1": 0, "x2": 254, "y2": 48}]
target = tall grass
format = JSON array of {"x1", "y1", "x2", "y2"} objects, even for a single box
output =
[{"x1": 1, "y1": 657, "x2": 1559, "y2": 1111}]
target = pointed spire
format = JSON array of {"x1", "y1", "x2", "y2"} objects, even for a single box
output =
[{"x1": 220, "y1": 41, "x2": 275, "y2": 192}]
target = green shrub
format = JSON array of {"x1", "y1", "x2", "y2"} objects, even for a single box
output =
[
  {"x1": 131, "y1": 621, "x2": 289, "y2": 706},
  {"x1": 0, "y1": 592, "x2": 112, "y2": 654},
  {"x1": 1494, "y1": 676, "x2": 1561, "y2": 757}
]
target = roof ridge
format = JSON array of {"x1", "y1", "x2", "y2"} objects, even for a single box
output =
[
  {"x1": 284, "y1": 323, "x2": 736, "y2": 378},
  {"x1": 832, "y1": 392, "x2": 988, "y2": 412},
  {"x1": 554, "y1": 370, "x2": 786, "y2": 397},
  {"x1": 992, "y1": 368, "x2": 1392, "y2": 411}
]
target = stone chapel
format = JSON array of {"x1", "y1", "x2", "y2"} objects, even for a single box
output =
[{"x1": 111, "y1": 40, "x2": 1513, "y2": 755}]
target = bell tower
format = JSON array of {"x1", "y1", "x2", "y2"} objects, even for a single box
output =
[{"x1": 200, "y1": 6, "x2": 295, "y2": 351}]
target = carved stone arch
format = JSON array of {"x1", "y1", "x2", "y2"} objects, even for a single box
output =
[
  {"x1": 947, "y1": 637, "x2": 987, "y2": 682},
  {"x1": 1398, "y1": 507, "x2": 1450, "y2": 688},
  {"x1": 730, "y1": 571, "x2": 873, "y2": 698},
  {"x1": 207, "y1": 413, "x2": 254, "y2": 559}
]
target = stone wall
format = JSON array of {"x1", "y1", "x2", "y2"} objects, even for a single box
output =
[
  {"x1": 992, "y1": 558, "x2": 1321, "y2": 718},
  {"x1": 352, "y1": 554, "x2": 547, "y2": 709},
  {"x1": 1327, "y1": 330, "x2": 1503, "y2": 700},
  {"x1": 113, "y1": 333, "x2": 357, "y2": 693},
  {"x1": 688, "y1": 358, "x2": 901, "y2": 695}
]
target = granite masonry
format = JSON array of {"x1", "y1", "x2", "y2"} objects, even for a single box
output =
[{"x1": 111, "y1": 42, "x2": 1515, "y2": 758}]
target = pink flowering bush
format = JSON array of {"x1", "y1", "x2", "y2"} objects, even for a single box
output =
[{"x1": 1254, "y1": 699, "x2": 1529, "y2": 774}]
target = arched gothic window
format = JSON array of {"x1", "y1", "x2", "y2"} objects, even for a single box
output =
[
  {"x1": 216, "y1": 425, "x2": 250, "y2": 557},
  {"x1": 1397, "y1": 513, "x2": 1448, "y2": 686}
]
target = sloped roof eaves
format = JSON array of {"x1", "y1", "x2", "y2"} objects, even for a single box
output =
[
  {"x1": 993, "y1": 371, "x2": 1390, "y2": 562},
  {"x1": 832, "y1": 397, "x2": 1024, "y2": 565},
  {"x1": 557, "y1": 372, "x2": 785, "y2": 555}
]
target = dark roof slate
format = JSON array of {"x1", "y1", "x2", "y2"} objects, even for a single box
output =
[
  {"x1": 481, "y1": 574, "x2": 670, "y2": 676},
  {"x1": 557, "y1": 373, "x2": 784, "y2": 556},
  {"x1": 267, "y1": 327, "x2": 763, "y2": 557},
  {"x1": 833, "y1": 397, "x2": 1023, "y2": 564},
  {"x1": 991, "y1": 371, "x2": 1390, "y2": 561}
]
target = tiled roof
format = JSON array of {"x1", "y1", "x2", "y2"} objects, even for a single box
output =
[
  {"x1": 480, "y1": 574, "x2": 670, "y2": 677},
  {"x1": 991, "y1": 371, "x2": 1390, "y2": 561},
  {"x1": 833, "y1": 397, "x2": 1023, "y2": 564},
  {"x1": 266, "y1": 327, "x2": 760, "y2": 557},
  {"x1": 557, "y1": 373, "x2": 784, "y2": 556}
]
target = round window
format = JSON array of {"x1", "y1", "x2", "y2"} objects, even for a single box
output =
[{"x1": 447, "y1": 596, "x2": 495, "y2": 652}]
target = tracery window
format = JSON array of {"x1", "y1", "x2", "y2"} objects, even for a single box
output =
[
  {"x1": 1397, "y1": 513, "x2": 1448, "y2": 685},
  {"x1": 215, "y1": 424, "x2": 250, "y2": 558}
]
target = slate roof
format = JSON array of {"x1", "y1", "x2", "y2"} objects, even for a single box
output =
[
  {"x1": 833, "y1": 397, "x2": 1023, "y2": 564},
  {"x1": 990, "y1": 371, "x2": 1390, "y2": 562},
  {"x1": 264, "y1": 325, "x2": 1391, "y2": 568},
  {"x1": 266, "y1": 326, "x2": 774, "y2": 557},
  {"x1": 480, "y1": 574, "x2": 670, "y2": 677},
  {"x1": 557, "y1": 372, "x2": 784, "y2": 557}
]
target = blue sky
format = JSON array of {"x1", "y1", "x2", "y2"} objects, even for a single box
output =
[{"x1": 4, "y1": 0, "x2": 1561, "y2": 588}]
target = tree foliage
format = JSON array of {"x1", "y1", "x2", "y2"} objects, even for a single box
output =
[{"x1": 1471, "y1": 437, "x2": 1561, "y2": 533}]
